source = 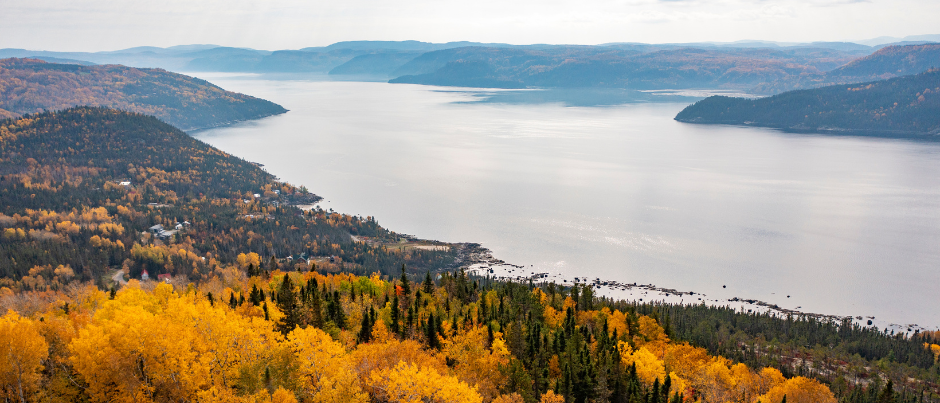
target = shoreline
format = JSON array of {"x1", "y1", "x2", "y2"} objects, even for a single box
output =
[{"x1": 453, "y1": 244, "x2": 939, "y2": 335}]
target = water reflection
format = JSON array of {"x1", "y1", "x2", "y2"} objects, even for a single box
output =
[{"x1": 192, "y1": 77, "x2": 940, "y2": 328}]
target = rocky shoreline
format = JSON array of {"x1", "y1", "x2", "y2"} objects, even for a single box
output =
[{"x1": 452, "y1": 243, "x2": 936, "y2": 334}]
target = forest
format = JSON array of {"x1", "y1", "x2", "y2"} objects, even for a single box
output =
[
  {"x1": 1, "y1": 107, "x2": 939, "y2": 403},
  {"x1": 3, "y1": 268, "x2": 939, "y2": 403},
  {"x1": 0, "y1": 58, "x2": 287, "y2": 131},
  {"x1": 674, "y1": 69, "x2": 940, "y2": 137},
  {"x1": 753, "y1": 44, "x2": 940, "y2": 94},
  {"x1": 0, "y1": 107, "x2": 457, "y2": 289}
]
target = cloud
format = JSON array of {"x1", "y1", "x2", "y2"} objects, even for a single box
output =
[{"x1": 0, "y1": 0, "x2": 936, "y2": 50}]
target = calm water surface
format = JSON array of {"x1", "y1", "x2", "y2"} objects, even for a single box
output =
[{"x1": 192, "y1": 74, "x2": 940, "y2": 328}]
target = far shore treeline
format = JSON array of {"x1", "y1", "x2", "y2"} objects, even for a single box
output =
[{"x1": 675, "y1": 69, "x2": 940, "y2": 137}]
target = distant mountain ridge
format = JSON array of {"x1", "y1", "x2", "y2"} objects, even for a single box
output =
[
  {"x1": 2, "y1": 38, "x2": 938, "y2": 93},
  {"x1": 0, "y1": 58, "x2": 286, "y2": 131},
  {"x1": 674, "y1": 69, "x2": 940, "y2": 137},
  {"x1": 388, "y1": 45, "x2": 866, "y2": 90}
]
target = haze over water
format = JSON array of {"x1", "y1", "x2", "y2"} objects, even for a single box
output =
[{"x1": 193, "y1": 74, "x2": 940, "y2": 329}]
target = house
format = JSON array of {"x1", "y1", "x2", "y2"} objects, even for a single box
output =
[
  {"x1": 174, "y1": 223, "x2": 183, "y2": 230},
  {"x1": 141, "y1": 270, "x2": 150, "y2": 281},
  {"x1": 119, "y1": 181, "x2": 131, "y2": 186},
  {"x1": 149, "y1": 224, "x2": 164, "y2": 234},
  {"x1": 157, "y1": 273, "x2": 172, "y2": 283},
  {"x1": 156, "y1": 229, "x2": 177, "y2": 239}
]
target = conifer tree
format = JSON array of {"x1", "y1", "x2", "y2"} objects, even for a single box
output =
[
  {"x1": 422, "y1": 271, "x2": 434, "y2": 294},
  {"x1": 275, "y1": 274, "x2": 299, "y2": 334},
  {"x1": 400, "y1": 264, "x2": 411, "y2": 304},
  {"x1": 391, "y1": 294, "x2": 401, "y2": 335},
  {"x1": 358, "y1": 308, "x2": 372, "y2": 344},
  {"x1": 426, "y1": 313, "x2": 439, "y2": 349}
]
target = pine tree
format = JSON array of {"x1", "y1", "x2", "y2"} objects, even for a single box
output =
[
  {"x1": 399, "y1": 264, "x2": 411, "y2": 304},
  {"x1": 426, "y1": 313, "x2": 439, "y2": 349},
  {"x1": 878, "y1": 381, "x2": 895, "y2": 403},
  {"x1": 661, "y1": 375, "x2": 672, "y2": 403},
  {"x1": 358, "y1": 308, "x2": 372, "y2": 343},
  {"x1": 305, "y1": 280, "x2": 324, "y2": 329},
  {"x1": 275, "y1": 274, "x2": 299, "y2": 334},
  {"x1": 423, "y1": 271, "x2": 434, "y2": 294},
  {"x1": 391, "y1": 294, "x2": 401, "y2": 336}
]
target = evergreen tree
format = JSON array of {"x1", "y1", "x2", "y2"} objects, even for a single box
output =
[
  {"x1": 358, "y1": 308, "x2": 372, "y2": 344},
  {"x1": 391, "y1": 294, "x2": 401, "y2": 335},
  {"x1": 304, "y1": 280, "x2": 324, "y2": 329},
  {"x1": 275, "y1": 274, "x2": 299, "y2": 334},
  {"x1": 879, "y1": 381, "x2": 895, "y2": 403},
  {"x1": 247, "y1": 263, "x2": 256, "y2": 277},
  {"x1": 426, "y1": 313, "x2": 440, "y2": 349},
  {"x1": 422, "y1": 271, "x2": 434, "y2": 294},
  {"x1": 400, "y1": 264, "x2": 411, "y2": 304}
]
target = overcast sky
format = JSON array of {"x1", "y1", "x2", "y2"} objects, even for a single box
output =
[{"x1": 2, "y1": 0, "x2": 938, "y2": 51}]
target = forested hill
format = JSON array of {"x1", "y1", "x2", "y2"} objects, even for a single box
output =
[
  {"x1": 0, "y1": 58, "x2": 286, "y2": 131},
  {"x1": 0, "y1": 107, "x2": 455, "y2": 286},
  {"x1": 388, "y1": 46, "x2": 861, "y2": 90},
  {"x1": 752, "y1": 44, "x2": 940, "y2": 94},
  {"x1": 675, "y1": 69, "x2": 940, "y2": 137}
]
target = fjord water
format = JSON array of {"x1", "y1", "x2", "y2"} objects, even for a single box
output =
[{"x1": 193, "y1": 74, "x2": 940, "y2": 328}]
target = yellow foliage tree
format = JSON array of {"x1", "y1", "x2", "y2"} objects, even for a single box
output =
[
  {"x1": 0, "y1": 311, "x2": 49, "y2": 403},
  {"x1": 367, "y1": 361, "x2": 482, "y2": 403},
  {"x1": 443, "y1": 326, "x2": 510, "y2": 401},
  {"x1": 287, "y1": 326, "x2": 367, "y2": 403},
  {"x1": 756, "y1": 376, "x2": 837, "y2": 403},
  {"x1": 69, "y1": 283, "x2": 276, "y2": 403},
  {"x1": 539, "y1": 390, "x2": 566, "y2": 403}
]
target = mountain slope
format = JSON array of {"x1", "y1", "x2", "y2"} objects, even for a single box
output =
[
  {"x1": 754, "y1": 44, "x2": 940, "y2": 94},
  {"x1": 328, "y1": 51, "x2": 421, "y2": 77},
  {"x1": 0, "y1": 58, "x2": 286, "y2": 130},
  {"x1": 675, "y1": 69, "x2": 940, "y2": 137},
  {"x1": 388, "y1": 46, "x2": 862, "y2": 90},
  {"x1": 0, "y1": 106, "x2": 452, "y2": 283}
]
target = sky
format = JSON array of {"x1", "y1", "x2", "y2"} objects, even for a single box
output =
[{"x1": 1, "y1": 0, "x2": 938, "y2": 51}]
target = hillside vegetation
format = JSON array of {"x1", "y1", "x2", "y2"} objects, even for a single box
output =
[
  {"x1": 675, "y1": 69, "x2": 940, "y2": 137},
  {"x1": 754, "y1": 44, "x2": 940, "y2": 94},
  {"x1": 388, "y1": 46, "x2": 861, "y2": 90},
  {"x1": 0, "y1": 58, "x2": 286, "y2": 130},
  {"x1": 0, "y1": 107, "x2": 454, "y2": 288}
]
